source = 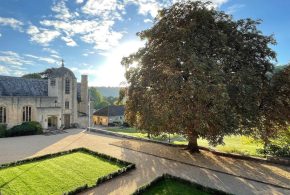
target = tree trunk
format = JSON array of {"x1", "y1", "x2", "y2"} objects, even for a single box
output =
[
  {"x1": 187, "y1": 131, "x2": 199, "y2": 153},
  {"x1": 147, "y1": 132, "x2": 151, "y2": 139},
  {"x1": 263, "y1": 137, "x2": 270, "y2": 157}
]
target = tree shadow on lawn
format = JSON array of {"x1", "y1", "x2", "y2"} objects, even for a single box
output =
[{"x1": 110, "y1": 140, "x2": 290, "y2": 190}]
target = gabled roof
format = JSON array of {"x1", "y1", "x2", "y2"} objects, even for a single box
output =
[
  {"x1": 93, "y1": 105, "x2": 125, "y2": 117},
  {"x1": 0, "y1": 76, "x2": 48, "y2": 96}
]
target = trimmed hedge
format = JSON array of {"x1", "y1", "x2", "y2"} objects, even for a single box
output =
[
  {"x1": 132, "y1": 174, "x2": 232, "y2": 195},
  {"x1": 5, "y1": 121, "x2": 43, "y2": 137},
  {"x1": 0, "y1": 148, "x2": 135, "y2": 195},
  {"x1": 0, "y1": 124, "x2": 7, "y2": 138}
]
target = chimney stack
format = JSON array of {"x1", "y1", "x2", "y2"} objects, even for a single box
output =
[{"x1": 80, "y1": 75, "x2": 88, "y2": 114}]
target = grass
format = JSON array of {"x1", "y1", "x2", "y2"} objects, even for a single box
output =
[
  {"x1": 0, "y1": 151, "x2": 125, "y2": 195},
  {"x1": 133, "y1": 174, "x2": 231, "y2": 195},
  {"x1": 139, "y1": 178, "x2": 210, "y2": 195},
  {"x1": 106, "y1": 127, "x2": 263, "y2": 157}
]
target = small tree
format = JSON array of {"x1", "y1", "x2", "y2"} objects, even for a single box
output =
[{"x1": 122, "y1": 1, "x2": 276, "y2": 152}]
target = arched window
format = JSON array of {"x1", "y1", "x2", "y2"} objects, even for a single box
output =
[
  {"x1": 23, "y1": 106, "x2": 32, "y2": 122},
  {"x1": 65, "y1": 78, "x2": 70, "y2": 94},
  {"x1": 0, "y1": 107, "x2": 6, "y2": 124}
]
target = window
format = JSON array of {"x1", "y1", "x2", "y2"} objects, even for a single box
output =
[
  {"x1": 50, "y1": 79, "x2": 56, "y2": 86},
  {"x1": 65, "y1": 101, "x2": 69, "y2": 109},
  {"x1": 23, "y1": 106, "x2": 32, "y2": 122},
  {"x1": 0, "y1": 107, "x2": 6, "y2": 123},
  {"x1": 65, "y1": 78, "x2": 70, "y2": 94}
]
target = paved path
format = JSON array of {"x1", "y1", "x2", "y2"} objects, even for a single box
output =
[{"x1": 0, "y1": 129, "x2": 289, "y2": 195}]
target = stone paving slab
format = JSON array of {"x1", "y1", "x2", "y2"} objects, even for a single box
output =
[
  {"x1": 0, "y1": 129, "x2": 289, "y2": 195},
  {"x1": 111, "y1": 140, "x2": 290, "y2": 189}
]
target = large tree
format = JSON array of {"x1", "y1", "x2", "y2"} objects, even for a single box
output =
[
  {"x1": 122, "y1": 1, "x2": 276, "y2": 152},
  {"x1": 249, "y1": 64, "x2": 290, "y2": 153}
]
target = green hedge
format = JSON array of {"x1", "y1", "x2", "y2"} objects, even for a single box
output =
[
  {"x1": 0, "y1": 124, "x2": 7, "y2": 138},
  {"x1": 5, "y1": 121, "x2": 43, "y2": 137},
  {"x1": 132, "y1": 174, "x2": 232, "y2": 195},
  {"x1": 0, "y1": 148, "x2": 136, "y2": 195}
]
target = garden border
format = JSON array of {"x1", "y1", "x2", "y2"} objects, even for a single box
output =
[
  {"x1": 132, "y1": 174, "x2": 233, "y2": 195},
  {"x1": 0, "y1": 147, "x2": 136, "y2": 195},
  {"x1": 89, "y1": 128, "x2": 289, "y2": 166}
]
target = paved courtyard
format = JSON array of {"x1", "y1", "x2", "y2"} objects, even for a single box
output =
[{"x1": 0, "y1": 129, "x2": 289, "y2": 195}]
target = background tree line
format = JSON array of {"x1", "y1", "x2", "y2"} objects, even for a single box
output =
[{"x1": 89, "y1": 87, "x2": 124, "y2": 110}]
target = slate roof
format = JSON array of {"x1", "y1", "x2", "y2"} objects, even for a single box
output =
[
  {"x1": 93, "y1": 105, "x2": 125, "y2": 117},
  {"x1": 48, "y1": 67, "x2": 76, "y2": 79},
  {"x1": 0, "y1": 76, "x2": 48, "y2": 96}
]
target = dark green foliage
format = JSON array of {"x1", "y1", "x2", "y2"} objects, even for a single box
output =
[
  {"x1": 249, "y1": 65, "x2": 290, "y2": 152},
  {"x1": 257, "y1": 144, "x2": 290, "y2": 158},
  {"x1": 122, "y1": 1, "x2": 276, "y2": 152},
  {"x1": 133, "y1": 174, "x2": 232, "y2": 195},
  {"x1": 21, "y1": 68, "x2": 57, "y2": 79},
  {"x1": 0, "y1": 124, "x2": 7, "y2": 138},
  {"x1": 6, "y1": 121, "x2": 43, "y2": 137},
  {"x1": 22, "y1": 73, "x2": 42, "y2": 79}
]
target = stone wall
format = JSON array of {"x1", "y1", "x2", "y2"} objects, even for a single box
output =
[{"x1": 0, "y1": 96, "x2": 60, "y2": 128}]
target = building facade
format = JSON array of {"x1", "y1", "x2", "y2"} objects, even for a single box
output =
[
  {"x1": 93, "y1": 105, "x2": 125, "y2": 126},
  {"x1": 0, "y1": 63, "x2": 89, "y2": 129}
]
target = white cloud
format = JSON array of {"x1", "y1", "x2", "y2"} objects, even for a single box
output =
[
  {"x1": 61, "y1": 36, "x2": 78, "y2": 47},
  {"x1": 0, "y1": 51, "x2": 34, "y2": 76},
  {"x1": 27, "y1": 25, "x2": 60, "y2": 45},
  {"x1": 41, "y1": 19, "x2": 125, "y2": 51},
  {"x1": 52, "y1": 0, "x2": 75, "y2": 20},
  {"x1": 0, "y1": 51, "x2": 32, "y2": 66},
  {"x1": 24, "y1": 54, "x2": 58, "y2": 64},
  {"x1": 76, "y1": 0, "x2": 84, "y2": 4},
  {"x1": 82, "y1": 0, "x2": 124, "y2": 19},
  {"x1": 0, "y1": 33, "x2": 2, "y2": 38},
  {"x1": 0, "y1": 17, "x2": 23, "y2": 30},
  {"x1": 144, "y1": 18, "x2": 153, "y2": 23},
  {"x1": 226, "y1": 4, "x2": 245, "y2": 14},
  {"x1": 43, "y1": 48, "x2": 59, "y2": 54},
  {"x1": 80, "y1": 21, "x2": 124, "y2": 51}
]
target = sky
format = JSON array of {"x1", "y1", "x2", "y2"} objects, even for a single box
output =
[{"x1": 0, "y1": 0, "x2": 289, "y2": 87}]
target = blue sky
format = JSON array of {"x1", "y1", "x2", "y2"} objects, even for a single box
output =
[{"x1": 0, "y1": 0, "x2": 289, "y2": 86}]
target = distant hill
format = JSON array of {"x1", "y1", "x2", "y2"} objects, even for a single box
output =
[
  {"x1": 274, "y1": 65, "x2": 288, "y2": 73},
  {"x1": 93, "y1": 87, "x2": 121, "y2": 97}
]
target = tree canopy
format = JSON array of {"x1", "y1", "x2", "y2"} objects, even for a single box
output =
[{"x1": 122, "y1": 1, "x2": 279, "y2": 152}]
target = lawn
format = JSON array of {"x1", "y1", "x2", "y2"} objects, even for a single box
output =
[
  {"x1": 0, "y1": 151, "x2": 125, "y2": 195},
  {"x1": 106, "y1": 127, "x2": 263, "y2": 157},
  {"x1": 133, "y1": 175, "x2": 230, "y2": 195},
  {"x1": 139, "y1": 178, "x2": 210, "y2": 195}
]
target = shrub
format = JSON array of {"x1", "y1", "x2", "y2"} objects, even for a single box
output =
[
  {"x1": 0, "y1": 124, "x2": 7, "y2": 138},
  {"x1": 257, "y1": 144, "x2": 290, "y2": 158},
  {"x1": 6, "y1": 121, "x2": 43, "y2": 137}
]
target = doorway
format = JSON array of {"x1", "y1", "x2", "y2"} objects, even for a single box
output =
[
  {"x1": 64, "y1": 114, "x2": 70, "y2": 128},
  {"x1": 48, "y1": 116, "x2": 58, "y2": 130}
]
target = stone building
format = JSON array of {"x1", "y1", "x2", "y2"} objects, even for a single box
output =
[
  {"x1": 93, "y1": 105, "x2": 125, "y2": 126},
  {"x1": 0, "y1": 63, "x2": 89, "y2": 129}
]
